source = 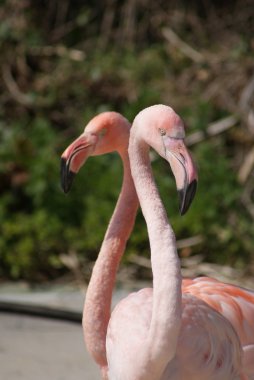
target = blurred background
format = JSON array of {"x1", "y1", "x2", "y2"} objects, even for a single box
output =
[{"x1": 0, "y1": 0, "x2": 254, "y2": 288}]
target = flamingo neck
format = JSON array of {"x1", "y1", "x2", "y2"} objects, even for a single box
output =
[
  {"x1": 128, "y1": 137, "x2": 182, "y2": 378},
  {"x1": 83, "y1": 149, "x2": 138, "y2": 370}
]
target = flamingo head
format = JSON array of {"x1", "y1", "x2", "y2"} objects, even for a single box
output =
[
  {"x1": 132, "y1": 105, "x2": 198, "y2": 215},
  {"x1": 61, "y1": 112, "x2": 130, "y2": 193}
]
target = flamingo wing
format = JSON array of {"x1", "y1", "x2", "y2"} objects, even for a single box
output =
[
  {"x1": 182, "y1": 277, "x2": 254, "y2": 345},
  {"x1": 106, "y1": 290, "x2": 243, "y2": 380},
  {"x1": 183, "y1": 277, "x2": 254, "y2": 378}
]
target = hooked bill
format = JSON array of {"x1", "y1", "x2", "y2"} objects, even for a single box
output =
[{"x1": 60, "y1": 158, "x2": 76, "y2": 193}]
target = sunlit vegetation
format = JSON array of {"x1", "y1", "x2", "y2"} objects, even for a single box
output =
[{"x1": 0, "y1": 0, "x2": 253, "y2": 281}]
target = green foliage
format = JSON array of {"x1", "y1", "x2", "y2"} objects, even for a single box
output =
[{"x1": 0, "y1": 0, "x2": 253, "y2": 281}]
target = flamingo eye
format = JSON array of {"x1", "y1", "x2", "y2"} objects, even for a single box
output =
[{"x1": 159, "y1": 128, "x2": 166, "y2": 136}]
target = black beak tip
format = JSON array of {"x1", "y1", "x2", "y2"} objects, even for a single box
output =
[
  {"x1": 178, "y1": 179, "x2": 197, "y2": 216},
  {"x1": 60, "y1": 158, "x2": 76, "y2": 193}
]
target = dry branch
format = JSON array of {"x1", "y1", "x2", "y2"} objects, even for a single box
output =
[
  {"x1": 238, "y1": 146, "x2": 254, "y2": 184},
  {"x1": 186, "y1": 115, "x2": 238, "y2": 146},
  {"x1": 128, "y1": 254, "x2": 151, "y2": 269},
  {"x1": 176, "y1": 235, "x2": 204, "y2": 249},
  {"x1": 129, "y1": 235, "x2": 204, "y2": 269},
  {"x1": 59, "y1": 250, "x2": 86, "y2": 289},
  {"x1": 2, "y1": 64, "x2": 34, "y2": 107},
  {"x1": 2, "y1": 64, "x2": 54, "y2": 108},
  {"x1": 162, "y1": 27, "x2": 205, "y2": 64},
  {"x1": 241, "y1": 197, "x2": 254, "y2": 220},
  {"x1": 29, "y1": 45, "x2": 85, "y2": 61},
  {"x1": 239, "y1": 73, "x2": 254, "y2": 135},
  {"x1": 128, "y1": 253, "x2": 252, "y2": 287},
  {"x1": 246, "y1": 110, "x2": 254, "y2": 135},
  {"x1": 239, "y1": 73, "x2": 254, "y2": 112}
]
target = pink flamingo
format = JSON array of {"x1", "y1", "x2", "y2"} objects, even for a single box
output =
[
  {"x1": 61, "y1": 106, "x2": 254, "y2": 379},
  {"x1": 61, "y1": 112, "x2": 139, "y2": 379}
]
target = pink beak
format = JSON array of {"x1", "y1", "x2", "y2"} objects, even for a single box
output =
[{"x1": 60, "y1": 133, "x2": 98, "y2": 193}]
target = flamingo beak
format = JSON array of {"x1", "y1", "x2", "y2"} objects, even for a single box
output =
[
  {"x1": 60, "y1": 133, "x2": 98, "y2": 193},
  {"x1": 60, "y1": 158, "x2": 76, "y2": 193},
  {"x1": 162, "y1": 137, "x2": 198, "y2": 215},
  {"x1": 178, "y1": 178, "x2": 197, "y2": 216}
]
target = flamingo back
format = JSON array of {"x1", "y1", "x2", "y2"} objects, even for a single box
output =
[
  {"x1": 182, "y1": 277, "x2": 254, "y2": 346},
  {"x1": 106, "y1": 289, "x2": 243, "y2": 380}
]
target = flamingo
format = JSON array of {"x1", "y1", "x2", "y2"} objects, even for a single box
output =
[
  {"x1": 61, "y1": 111, "x2": 139, "y2": 379},
  {"x1": 61, "y1": 106, "x2": 254, "y2": 379}
]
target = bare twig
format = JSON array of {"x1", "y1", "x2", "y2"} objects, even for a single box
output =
[
  {"x1": 162, "y1": 27, "x2": 205, "y2": 63},
  {"x1": 129, "y1": 235, "x2": 203, "y2": 268},
  {"x1": 59, "y1": 250, "x2": 86, "y2": 290},
  {"x1": 186, "y1": 115, "x2": 238, "y2": 146},
  {"x1": 181, "y1": 262, "x2": 244, "y2": 285},
  {"x1": 176, "y1": 235, "x2": 204, "y2": 249},
  {"x1": 2, "y1": 64, "x2": 34, "y2": 107},
  {"x1": 128, "y1": 252, "x2": 253, "y2": 287},
  {"x1": 99, "y1": 0, "x2": 116, "y2": 48},
  {"x1": 238, "y1": 146, "x2": 254, "y2": 184},
  {"x1": 239, "y1": 73, "x2": 254, "y2": 135},
  {"x1": 2, "y1": 62, "x2": 60, "y2": 108},
  {"x1": 241, "y1": 199, "x2": 254, "y2": 220},
  {"x1": 239, "y1": 73, "x2": 254, "y2": 112},
  {"x1": 246, "y1": 110, "x2": 254, "y2": 136},
  {"x1": 118, "y1": 0, "x2": 136, "y2": 46},
  {"x1": 128, "y1": 254, "x2": 151, "y2": 269},
  {"x1": 29, "y1": 45, "x2": 85, "y2": 61}
]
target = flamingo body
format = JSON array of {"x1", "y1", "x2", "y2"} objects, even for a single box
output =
[
  {"x1": 107, "y1": 289, "x2": 242, "y2": 380},
  {"x1": 107, "y1": 278, "x2": 254, "y2": 379}
]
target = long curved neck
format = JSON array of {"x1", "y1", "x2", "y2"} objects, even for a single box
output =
[
  {"x1": 129, "y1": 136, "x2": 182, "y2": 378},
  {"x1": 83, "y1": 149, "x2": 138, "y2": 371}
]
